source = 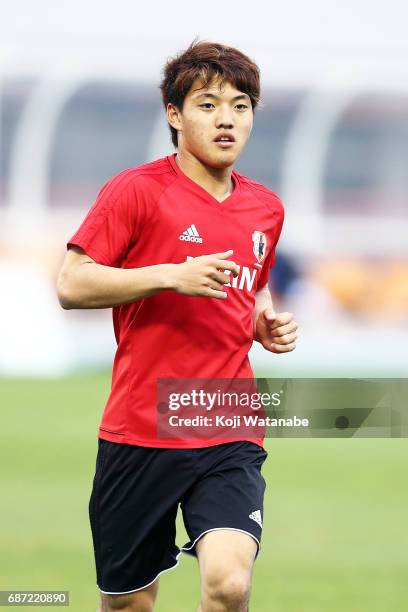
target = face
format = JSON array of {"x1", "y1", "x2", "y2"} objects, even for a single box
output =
[{"x1": 167, "y1": 76, "x2": 254, "y2": 169}]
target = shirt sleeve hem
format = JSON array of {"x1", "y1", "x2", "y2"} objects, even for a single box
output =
[{"x1": 66, "y1": 239, "x2": 111, "y2": 266}]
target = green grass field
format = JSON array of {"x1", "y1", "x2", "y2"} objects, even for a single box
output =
[{"x1": 1, "y1": 372, "x2": 407, "y2": 611}]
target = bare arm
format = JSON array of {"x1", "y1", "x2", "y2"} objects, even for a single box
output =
[
  {"x1": 56, "y1": 246, "x2": 239, "y2": 310},
  {"x1": 253, "y1": 284, "x2": 275, "y2": 333}
]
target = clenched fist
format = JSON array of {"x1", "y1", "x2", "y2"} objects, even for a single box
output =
[{"x1": 255, "y1": 309, "x2": 298, "y2": 353}]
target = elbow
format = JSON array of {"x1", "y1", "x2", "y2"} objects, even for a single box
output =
[
  {"x1": 58, "y1": 295, "x2": 74, "y2": 310},
  {"x1": 57, "y1": 272, "x2": 80, "y2": 310},
  {"x1": 57, "y1": 286, "x2": 75, "y2": 310}
]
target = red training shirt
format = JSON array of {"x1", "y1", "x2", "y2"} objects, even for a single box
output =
[{"x1": 67, "y1": 154, "x2": 284, "y2": 448}]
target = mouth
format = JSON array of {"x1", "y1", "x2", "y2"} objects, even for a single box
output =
[{"x1": 213, "y1": 134, "x2": 236, "y2": 149}]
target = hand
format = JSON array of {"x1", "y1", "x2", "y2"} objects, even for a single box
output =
[
  {"x1": 169, "y1": 250, "x2": 239, "y2": 300},
  {"x1": 255, "y1": 309, "x2": 298, "y2": 353}
]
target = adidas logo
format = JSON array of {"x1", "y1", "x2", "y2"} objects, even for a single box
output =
[
  {"x1": 179, "y1": 224, "x2": 203, "y2": 243},
  {"x1": 249, "y1": 510, "x2": 262, "y2": 528}
]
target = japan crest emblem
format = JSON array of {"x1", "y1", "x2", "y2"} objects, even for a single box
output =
[{"x1": 252, "y1": 230, "x2": 267, "y2": 263}]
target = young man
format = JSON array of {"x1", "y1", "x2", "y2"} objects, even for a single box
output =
[{"x1": 57, "y1": 40, "x2": 297, "y2": 612}]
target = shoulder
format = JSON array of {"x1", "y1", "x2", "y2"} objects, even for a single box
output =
[
  {"x1": 98, "y1": 156, "x2": 177, "y2": 202},
  {"x1": 235, "y1": 170, "x2": 284, "y2": 216}
]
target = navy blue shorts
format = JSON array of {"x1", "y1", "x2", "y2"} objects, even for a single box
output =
[{"x1": 89, "y1": 439, "x2": 267, "y2": 594}]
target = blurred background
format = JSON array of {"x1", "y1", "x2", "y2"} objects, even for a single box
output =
[
  {"x1": 1, "y1": 0, "x2": 407, "y2": 377},
  {"x1": 1, "y1": 1, "x2": 407, "y2": 611}
]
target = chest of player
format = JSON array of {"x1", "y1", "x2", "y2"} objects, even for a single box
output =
[{"x1": 125, "y1": 190, "x2": 275, "y2": 294}]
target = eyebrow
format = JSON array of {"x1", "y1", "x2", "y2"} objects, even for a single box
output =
[{"x1": 194, "y1": 92, "x2": 250, "y2": 102}]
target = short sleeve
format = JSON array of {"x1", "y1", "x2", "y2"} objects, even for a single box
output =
[
  {"x1": 257, "y1": 201, "x2": 285, "y2": 289},
  {"x1": 67, "y1": 170, "x2": 141, "y2": 267}
]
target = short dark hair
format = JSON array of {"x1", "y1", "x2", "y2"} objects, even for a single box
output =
[{"x1": 159, "y1": 38, "x2": 261, "y2": 148}]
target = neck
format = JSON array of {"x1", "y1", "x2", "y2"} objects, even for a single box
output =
[{"x1": 175, "y1": 150, "x2": 234, "y2": 203}]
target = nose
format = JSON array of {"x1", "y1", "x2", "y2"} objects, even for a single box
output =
[{"x1": 215, "y1": 104, "x2": 234, "y2": 128}]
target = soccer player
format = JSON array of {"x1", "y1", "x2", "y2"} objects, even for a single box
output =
[{"x1": 57, "y1": 40, "x2": 298, "y2": 612}]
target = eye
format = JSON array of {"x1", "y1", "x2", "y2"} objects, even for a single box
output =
[
  {"x1": 236, "y1": 104, "x2": 248, "y2": 110},
  {"x1": 199, "y1": 103, "x2": 215, "y2": 109}
]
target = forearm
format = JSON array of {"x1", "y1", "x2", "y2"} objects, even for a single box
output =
[
  {"x1": 254, "y1": 285, "x2": 274, "y2": 319},
  {"x1": 253, "y1": 285, "x2": 275, "y2": 339},
  {"x1": 58, "y1": 261, "x2": 174, "y2": 309}
]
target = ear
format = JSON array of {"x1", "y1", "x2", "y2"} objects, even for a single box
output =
[{"x1": 166, "y1": 103, "x2": 182, "y2": 132}]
